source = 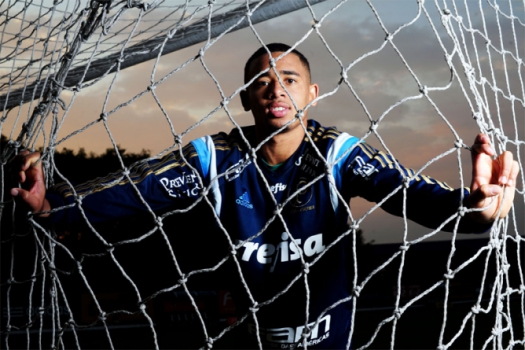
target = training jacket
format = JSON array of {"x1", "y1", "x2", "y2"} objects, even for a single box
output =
[{"x1": 46, "y1": 119, "x2": 489, "y2": 349}]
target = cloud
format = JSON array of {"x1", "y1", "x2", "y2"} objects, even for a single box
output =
[{"x1": 2, "y1": 0, "x2": 522, "y2": 244}]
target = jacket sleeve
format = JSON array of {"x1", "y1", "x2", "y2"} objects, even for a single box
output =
[
  {"x1": 340, "y1": 141, "x2": 491, "y2": 234},
  {"x1": 46, "y1": 141, "x2": 210, "y2": 225}
]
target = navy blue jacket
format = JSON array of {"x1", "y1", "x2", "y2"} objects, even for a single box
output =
[{"x1": 47, "y1": 120, "x2": 489, "y2": 349}]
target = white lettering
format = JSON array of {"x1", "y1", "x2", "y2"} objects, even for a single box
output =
[
  {"x1": 257, "y1": 244, "x2": 275, "y2": 264},
  {"x1": 303, "y1": 234, "x2": 325, "y2": 257},
  {"x1": 289, "y1": 239, "x2": 302, "y2": 261},
  {"x1": 238, "y1": 234, "x2": 325, "y2": 265},
  {"x1": 269, "y1": 183, "x2": 287, "y2": 194},
  {"x1": 241, "y1": 242, "x2": 259, "y2": 261},
  {"x1": 248, "y1": 315, "x2": 331, "y2": 346}
]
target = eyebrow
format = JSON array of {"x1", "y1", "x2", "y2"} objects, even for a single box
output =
[{"x1": 259, "y1": 69, "x2": 301, "y2": 78}]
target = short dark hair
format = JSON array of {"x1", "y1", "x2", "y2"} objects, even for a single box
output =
[{"x1": 243, "y1": 43, "x2": 311, "y2": 84}]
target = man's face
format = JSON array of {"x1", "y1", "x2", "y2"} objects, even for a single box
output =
[{"x1": 242, "y1": 51, "x2": 318, "y2": 136}]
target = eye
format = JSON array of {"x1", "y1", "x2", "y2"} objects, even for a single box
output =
[{"x1": 286, "y1": 78, "x2": 296, "y2": 84}]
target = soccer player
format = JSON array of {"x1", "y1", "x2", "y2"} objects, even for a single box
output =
[{"x1": 11, "y1": 43, "x2": 519, "y2": 349}]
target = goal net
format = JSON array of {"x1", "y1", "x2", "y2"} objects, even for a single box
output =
[{"x1": 1, "y1": 0, "x2": 524, "y2": 349}]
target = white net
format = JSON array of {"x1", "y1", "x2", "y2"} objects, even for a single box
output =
[{"x1": 1, "y1": 0, "x2": 524, "y2": 349}]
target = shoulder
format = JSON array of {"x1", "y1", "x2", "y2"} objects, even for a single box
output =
[
  {"x1": 191, "y1": 126, "x2": 254, "y2": 154},
  {"x1": 307, "y1": 119, "x2": 361, "y2": 158}
]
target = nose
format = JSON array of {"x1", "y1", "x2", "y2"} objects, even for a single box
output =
[{"x1": 267, "y1": 80, "x2": 285, "y2": 99}]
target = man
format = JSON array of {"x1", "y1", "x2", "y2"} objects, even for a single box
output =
[{"x1": 11, "y1": 43, "x2": 519, "y2": 349}]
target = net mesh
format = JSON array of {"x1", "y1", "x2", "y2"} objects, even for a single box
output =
[{"x1": 1, "y1": 0, "x2": 524, "y2": 349}]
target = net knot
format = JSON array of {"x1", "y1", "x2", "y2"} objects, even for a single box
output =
[
  {"x1": 353, "y1": 286, "x2": 362, "y2": 298},
  {"x1": 75, "y1": 195, "x2": 83, "y2": 205},
  {"x1": 471, "y1": 305, "x2": 480, "y2": 314},
  {"x1": 99, "y1": 312, "x2": 106, "y2": 321},
  {"x1": 296, "y1": 111, "x2": 304, "y2": 119},
  {"x1": 491, "y1": 327, "x2": 501, "y2": 336},
  {"x1": 7, "y1": 277, "x2": 14, "y2": 285},
  {"x1": 457, "y1": 15, "x2": 463, "y2": 23},
  {"x1": 385, "y1": 33, "x2": 393, "y2": 41},
  {"x1": 139, "y1": 303, "x2": 146, "y2": 311},
  {"x1": 147, "y1": 84, "x2": 156, "y2": 91},
  {"x1": 444, "y1": 270, "x2": 454, "y2": 280},
  {"x1": 312, "y1": 21, "x2": 321, "y2": 29},
  {"x1": 77, "y1": 262, "x2": 83, "y2": 271},
  {"x1": 249, "y1": 303, "x2": 259, "y2": 313},
  {"x1": 303, "y1": 263, "x2": 310, "y2": 274},
  {"x1": 419, "y1": 85, "x2": 428, "y2": 95},
  {"x1": 116, "y1": 56, "x2": 125, "y2": 64},
  {"x1": 106, "y1": 245, "x2": 114, "y2": 253},
  {"x1": 454, "y1": 139, "x2": 463, "y2": 148},
  {"x1": 403, "y1": 178, "x2": 411, "y2": 189},
  {"x1": 220, "y1": 99, "x2": 229, "y2": 107},
  {"x1": 394, "y1": 309, "x2": 402, "y2": 319},
  {"x1": 350, "y1": 222, "x2": 359, "y2": 231},
  {"x1": 341, "y1": 70, "x2": 348, "y2": 80},
  {"x1": 179, "y1": 274, "x2": 187, "y2": 284},
  {"x1": 442, "y1": 8, "x2": 451, "y2": 15},
  {"x1": 174, "y1": 135, "x2": 183, "y2": 145},
  {"x1": 489, "y1": 238, "x2": 500, "y2": 249},
  {"x1": 208, "y1": 0, "x2": 216, "y2": 5},
  {"x1": 399, "y1": 244, "x2": 410, "y2": 252},
  {"x1": 99, "y1": 112, "x2": 108, "y2": 122},
  {"x1": 156, "y1": 217, "x2": 163, "y2": 228},
  {"x1": 274, "y1": 204, "x2": 282, "y2": 215},
  {"x1": 250, "y1": 148, "x2": 257, "y2": 159},
  {"x1": 369, "y1": 121, "x2": 378, "y2": 131},
  {"x1": 269, "y1": 58, "x2": 276, "y2": 68},
  {"x1": 230, "y1": 244, "x2": 237, "y2": 256},
  {"x1": 39, "y1": 307, "x2": 45, "y2": 315},
  {"x1": 206, "y1": 338, "x2": 214, "y2": 349},
  {"x1": 73, "y1": 83, "x2": 83, "y2": 92},
  {"x1": 458, "y1": 206, "x2": 466, "y2": 217}
]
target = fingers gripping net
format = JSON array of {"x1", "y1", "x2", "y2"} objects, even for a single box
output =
[{"x1": 1, "y1": 0, "x2": 524, "y2": 349}]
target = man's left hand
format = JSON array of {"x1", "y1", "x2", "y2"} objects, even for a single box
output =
[{"x1": 468, "y1": 133, "x2": 520, "y2": 223}]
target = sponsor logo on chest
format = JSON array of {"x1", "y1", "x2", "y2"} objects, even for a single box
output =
[{"x1": 160, "y1": 172, "x2": 201, "y2": 198}]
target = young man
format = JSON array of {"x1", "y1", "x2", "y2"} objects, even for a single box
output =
[{"x1": 11, "y1": 43, "x2": 519, "y2": 349}]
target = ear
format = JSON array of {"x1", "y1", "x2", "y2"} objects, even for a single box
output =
[
  {"x1": 309, "y1": 83, "x2": 319, "y2": 106},
  {"x1": 240, "y1": 89, "x2": 251, "y2": 112}
]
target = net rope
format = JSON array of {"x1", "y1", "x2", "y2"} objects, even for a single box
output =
[{"x1": 1, "y1": 0, "x2": 524, "y2": 349}]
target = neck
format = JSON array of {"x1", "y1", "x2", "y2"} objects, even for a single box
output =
[{"x1": 256, "y1": 120, "x2": 307, "y2": 165}]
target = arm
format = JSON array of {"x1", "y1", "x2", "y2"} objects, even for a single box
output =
[
  {"x1": 343, "y1": 136, "x2": 517, "y2": 233},
  {"x1": 11, "y1": 145, "x2": 207, "y2": 225}
]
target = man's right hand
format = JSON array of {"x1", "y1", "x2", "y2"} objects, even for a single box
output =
[{"x1": 10, "y1": 151, "x2": 50, "y2": 217}]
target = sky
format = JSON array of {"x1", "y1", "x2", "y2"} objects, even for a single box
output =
[{"x1": 1, "y1": 0, "x2": 524, "y2": 244}]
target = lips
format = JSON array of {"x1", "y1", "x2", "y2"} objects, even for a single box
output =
[{"x1": 268, "y1": 102, "x2": 290, "y2": 118}]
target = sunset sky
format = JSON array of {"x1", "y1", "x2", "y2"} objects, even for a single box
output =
[{"x1": 2, "y1": 0, "x2": 523, "y2": 244}]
